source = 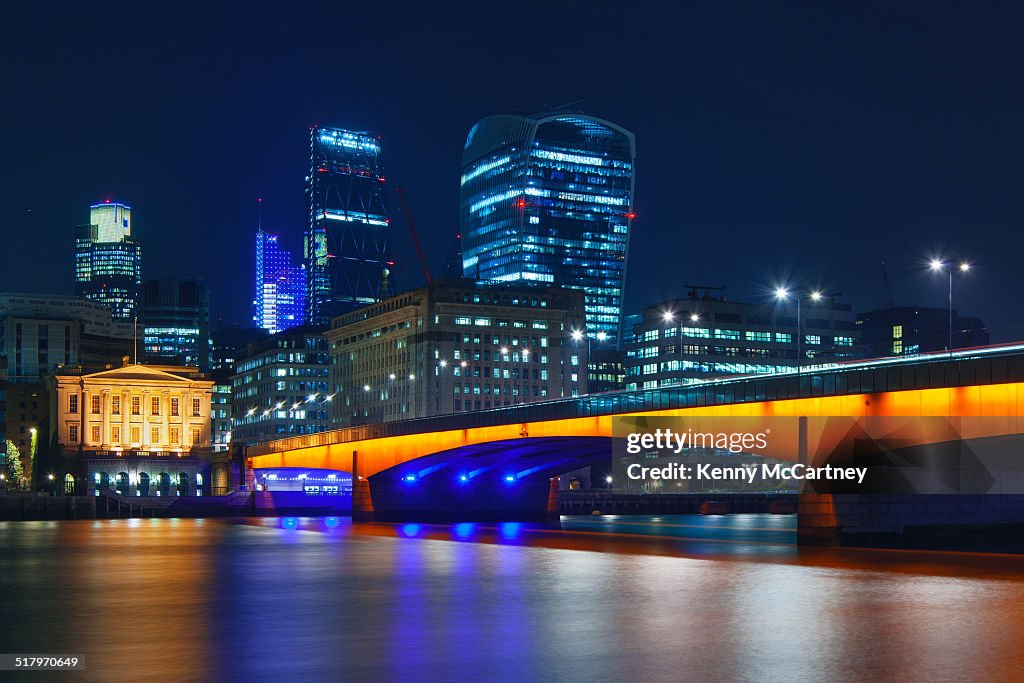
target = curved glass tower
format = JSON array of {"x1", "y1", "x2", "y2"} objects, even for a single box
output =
[{"x1": 459, "y1": 113, "x2": 635, "y2": 346}]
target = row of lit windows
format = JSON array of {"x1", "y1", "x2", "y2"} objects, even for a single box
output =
[
  {"x1": 69, "y1": 393, "x2": 201, "y2": 417},
  {"x1": 68, "y1": 422, "x2": 201, "y2": 445}
]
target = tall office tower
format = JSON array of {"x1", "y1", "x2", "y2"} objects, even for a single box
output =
[
  {"x1": 305, "y1": 127, "x2": 391, "y2": 326},
  {"x1": 460, "y1": 113, "x2": 635, "y2": 347},
  {"x1": 140, "y1": 277, "x2": 211, "y2": 371},
  {"x1": 74, "y1": 201, "x2": 143, "y2": 320},
  {"x1": 255, "y1": 227, "x2": 306, "y2": 334}
]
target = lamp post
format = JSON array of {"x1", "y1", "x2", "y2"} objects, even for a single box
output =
[
  {"x1": 571, "y1": 328, "x2": 608, "y2": 392},
  {"x1": 774, "y1": 288, "x2": 823, "y2": 373},
  {"x1": 930, "y1": 259, "x2": 971, "y2": 354},
  {"x1": 436, "y1": 359, "x2": 448, "y2": 414}
]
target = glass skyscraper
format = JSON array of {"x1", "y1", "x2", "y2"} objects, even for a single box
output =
[
  {"x1": 305, "y1": 127, "x2": 390, "y2": 326},
  {"x1": 74, "y1": 201, "x2": 142, "y2": 320},
  {"x1": 460, "y1": 113, "x2": 635, "y2": 346},
  {"x1": 255, "y1": 227, "x2": 306, "y2": 334},
  {"x1": 140, "y1": 277, "x2": 211, "y2": 371}
]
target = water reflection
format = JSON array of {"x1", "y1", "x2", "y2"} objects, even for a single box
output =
[{"x1": 1, "y1": 516, "x2": 1024, "y2": 682}]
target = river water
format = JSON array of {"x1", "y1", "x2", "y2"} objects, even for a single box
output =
[{"x1": 2, "y1": 515, "x2": 1024, "y2": 682}]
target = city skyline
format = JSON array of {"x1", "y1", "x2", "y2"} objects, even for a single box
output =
[{"x1": 3, "y1": 3, "x2": 1022, "y2": 341}]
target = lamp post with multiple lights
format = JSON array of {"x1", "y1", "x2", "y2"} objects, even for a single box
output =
[
  {"x1": 929, "y1": 259, "x2": 971, "y2": 354},
  {"x1": 774, "y1": 287, "x2": 824, "y2": 373}
]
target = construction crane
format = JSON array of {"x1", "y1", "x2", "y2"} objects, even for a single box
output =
[
  {"x1": 394, "y1": 187, "x2": 432, "y2": 285},
  {"x1": 880, "y1": 260, "x2": 895, "y2": 309}
]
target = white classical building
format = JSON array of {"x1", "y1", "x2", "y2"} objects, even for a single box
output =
[{"x1": 50, "y1": 363, "x2": 213, "y2": 496}]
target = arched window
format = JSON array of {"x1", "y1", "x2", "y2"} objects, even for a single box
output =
[
  {"x1": 64, "y1": 474, "x2": 75, "y2": 495},
  {"x1": 115, "y1": 472, "x2": 129, "y2": 495},
  {"x1": 177, "y1": 472, "x2": 190, "y2": 496},
  {"x1": 137, "y1": 472, "x2": 150, "y2": 496},
  {"x1": 157, "y1": 473, "x2": 170, "y2": 497}
]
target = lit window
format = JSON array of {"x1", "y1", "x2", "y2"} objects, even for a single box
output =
[
  {"x1": 131, "y1": 396, "x2": 141, "y2": 415},
  {"x1": 91, "y1": 425, "x2": 100, "y2": 443},
  {"x1": 69, "y1": 394, "x2": 79, "y2": 414},
  {"x1": 112, "y1": 395, "x2": 121, "y2": 415},
  {"x1": 171, "y1": 398, "x2": 179, "y2": 416},
  {"x1": 91, "y1": 395, "x2": 101, "y2": 414},
  {"x1": 151, "y1": 396, "x2": 160, "y2": 416},
  {"x1": 192, "y1": 398, "x2": 201, "y2": 417},
  {"x1": 69, "y1": 424, "x2": 79, "y2": 443}
]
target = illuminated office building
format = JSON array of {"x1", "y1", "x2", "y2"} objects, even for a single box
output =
[
  {"x1": 623, "y1": 288, "x2": 859, "y2": 390},
  {"x1": 255, "y1": 227, "x2": 306, "y2": 334},
  {"x1": 74, "y1": 201, "x2": 142, "y2": 320},
  {"x1": 460, "y1": 113, "x2": 635, "y2": 347},
  {"x1": 305, "y1": 127, "x2": 391, "y2": 326},
  {"x1": 140, "y1": 278, "x2": 211, "y2": 372},
  {"x1": 326, "y1": 279, "x2": 587, "y2": 428},
  {"x1": 230, "y1": 326, "x2": 330, "y2": 446}
]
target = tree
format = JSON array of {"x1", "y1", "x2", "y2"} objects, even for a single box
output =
[{"x1": 4, "y1": 439, "x2": 24, "y2": 484}]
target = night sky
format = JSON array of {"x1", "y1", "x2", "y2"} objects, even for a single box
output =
[{"x1": 3, "y1": 2, "x2": 1023, "y2": 339}]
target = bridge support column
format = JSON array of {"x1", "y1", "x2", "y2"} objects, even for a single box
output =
[
  {"x1": 546, "y1": 478, "x2": 560, "y2": 520},
  {"x1": 352, "y1": 478, "x2": 375, "y2": 522},
  {"x1": 797, "y1": 493, "x2": 841, "y2": 545}
]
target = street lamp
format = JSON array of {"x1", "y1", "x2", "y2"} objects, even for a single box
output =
[
  {"x1": 774, "y1": 287, "x2": 824, "y2": 372},
  {"x1": 930, "y1": 259, "x2": 972, "y2": 353}
]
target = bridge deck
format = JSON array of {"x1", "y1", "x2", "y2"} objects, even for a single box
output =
[{"x1": 249, "y1": 345, "x2": 1024, "y2": 458}]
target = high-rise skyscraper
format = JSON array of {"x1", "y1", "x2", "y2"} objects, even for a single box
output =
[
  {"x1": 255, "y1": 218, "x2": 306, "y2": 334},
  {"x1": 460, "y1": 113, "x2": 635, "y2": 346},
  {"x1": 305, "y1": 126, "x2": 391, "y2": 326},
  {"x1": 140, "y1": 277, "x2": 211, "y2": 371},
  {"x1": 74, "y1": 201, "x2": 142, "y2": 320}
]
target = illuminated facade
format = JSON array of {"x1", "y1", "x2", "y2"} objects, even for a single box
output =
[
  {"x1": 230, "y1": 326, "x2": 330, "y2": 445},
  {"x1": 325, "y1": 279, "x2": 588, "y2": 428},
  {"x1": 460, "y1": 113, "x2": 635, "y2": 347},
  {"x1": 255, "y1": 228, "x2": 305, "y2": 334},
  {"x1": 74, "y1": 201, "x2": 142, "y2": 320},
  {"x1": 210, "y1": 369, "x2": 232, "y2": 453},
  {"x1": 305, "y1": 127, "x2": 391, "y2": 326},
  {"x1": 140, "y1": 278, "x2": 211, "y2": 371},
  {"x1": 50, "y1": 363, "x2": 213, "y2": 496},
  {"x1": 623, "y1": 288, "x2": 859, "y2": 390}
]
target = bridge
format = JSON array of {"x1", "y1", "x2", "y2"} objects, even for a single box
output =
[{"x1": 247, "y1": 344, "x2": 1024, "y2": 543}]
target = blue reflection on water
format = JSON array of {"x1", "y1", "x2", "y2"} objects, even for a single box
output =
[
  {"x1": 453, "y1": 522, "x2": 477, "y2": 540},
  {"x1": 323, "y1": 516, "x2": 340, "y2": 529},
  {"x1": 398, "y1": 523, "x2": 422, "y2": 538},
  {"x1": 497, "y1": 522, "x2": 523, "y2": 542},
  {"x1": 281, "y1": 517, "x2": 298, "y2": 530}
]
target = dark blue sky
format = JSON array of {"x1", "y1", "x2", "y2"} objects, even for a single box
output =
[{"x1": 3, "y1": 2, "x2": 1022, "y2": 338}]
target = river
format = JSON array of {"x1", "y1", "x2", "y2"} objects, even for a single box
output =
[{"x1": 2, "y1": 515, "x2": 1024, "y2": 682}]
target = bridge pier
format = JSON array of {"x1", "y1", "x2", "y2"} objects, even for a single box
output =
[
  {"x1": 797, "y1": 493, "x2": 841, "y2": 545},
  {"x1": 352, "y1": 478, "x2": 375, "y2": 522}
]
